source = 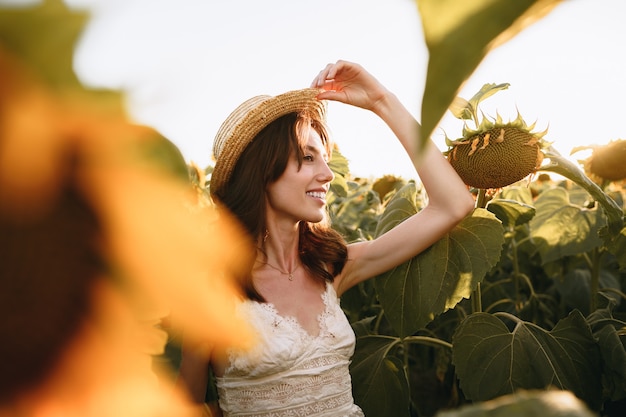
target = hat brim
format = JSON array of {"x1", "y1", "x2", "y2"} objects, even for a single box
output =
[{"x1": 210, "y1": 88, "x2": 326, "y2": 200}]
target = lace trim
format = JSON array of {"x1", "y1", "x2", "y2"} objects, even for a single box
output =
[
  {"x1": 293, "y1": 354, "x2": 342, "y2": 371},
  {"x1": 218, "y1": 366, "x2": 353, "y2": 415},
  {"x1": 220, "y1": 391, "x2": 359, "y2": 417},
  {"x1": 219, "y1": 364, "x2": 350, "y2": 403},
  {"x1": 261, "y1": 282, "x2": 336, "y2": 340}
]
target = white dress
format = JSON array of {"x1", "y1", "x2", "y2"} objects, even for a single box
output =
[{"x1": 215, "y1": 282, "x2": 365, "y2": 417}]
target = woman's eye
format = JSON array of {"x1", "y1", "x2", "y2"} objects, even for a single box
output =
[{"x1": 303, "y1": 155, "x2": 314, "y2": 162}]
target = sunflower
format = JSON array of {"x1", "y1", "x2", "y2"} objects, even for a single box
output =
[
  {"x1": 581, "y1": 139, "x2": 626, "y2": 184},
  {"x1": 445, "y1": 112, "x2": 549, "y2": 189}
]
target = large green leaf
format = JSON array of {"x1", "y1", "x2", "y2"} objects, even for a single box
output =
[
  {"x1": 530, "y1": 188, "x2": 605, "y2": 264},
  {"x1": 374, "y1": 185, "x2": 504, "y2": 336},
  {"x1": 416, "y1": 0, "x2": 562, "y2": 146},
  {"x1": 487, "y1": 199, "x2": 535, "y2": 228},
  {"x1": 586, "y1": 295, "x2": 626, "y2": 402},
  {"x1": 350, "y1": 335, "x2": 409, "y2": 417},
  {"x1": 452, "y1": 311, "x2": 602, "y2": 410}
]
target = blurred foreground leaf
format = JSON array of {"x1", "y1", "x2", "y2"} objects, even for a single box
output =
[
  {"x1": 435, "y1": 389, "x2": 596, "y2": 417},
  {"x1": 0, "y1": 0, "x2": 85, "y2": 88},
  {"x1": 416, "y1": 0, "x2": 562, "y2": 147}
]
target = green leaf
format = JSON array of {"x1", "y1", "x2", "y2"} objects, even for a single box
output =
[
  {"x1": 416, "y1": 0, "x2": 562, "y2": 145},
  {"x1": 541, "y1": 146, "x2": 624, "y2": 237},
  {"x1": 530, "y1": 188, "x2": 605, "y2": 264},
  {"x1": 586, "y1": 295, "x2": 626, "y2": 402},
  {"x1": 0, "y1": 0, "x2": 88, "y2": 89},
  {"x1": 593, "y1": 325, "x2": 626, "y2": 402},
  {"x1": 467, "y1": 83, "x2": 511, "y2": 112},
  {"x1": 350, "y1": 335, "x2": 410, "y2": 417},
  {"x1": 608, "y1": 226, "x2": 626, "y2": 271},
  {"x1": 373, "y1": 182, "x2": 419, "y2": 237},
  {"x1": 487, "y1": 199, "x2": 535, "y2": 228},
  {"x1": 133, "y1": 130, "x2": 190, "y2": 182},
  {"x1": 452, "y1": 311, "x2": 603, "y2": 410},
  {"x1": 0, "y1": 0, "x2": 125, "y2": 113},
  {"x1": 448, "y1": 96, "x2": 473, "y2": 120},
  {"x1": 374, "y1": 191, "x2": 505, "y2": 336},
  {"x1": 435, "y1": 390, "x2": 596, "y2": 417},
  {"x1": 329, "y1": 146, "x2": 350, "y2": 198},
  {"x1": 499, "y1": 186, "x2": 534, "y2": 206},
  {"x1": 329, "y1": 181, "x2": 381, "y2": 242},
  {"x1": 553, "y1": 268, "x2": 621, "y2": 316}
]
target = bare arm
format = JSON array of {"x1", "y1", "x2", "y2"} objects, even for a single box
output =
[
  {"x1": 312, "y1": 60, "x2": 475, "y2": 295},
  {"x1": 177, "y1": 343, "x2": 223, "y2": 416},
  {"x1": 178, "y1": 345, "x2": 209, "y2": 402}
]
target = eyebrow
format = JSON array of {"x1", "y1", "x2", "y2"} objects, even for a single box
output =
[{"x1": 305, "y1": 145, "x2": 329, "y2": 160}]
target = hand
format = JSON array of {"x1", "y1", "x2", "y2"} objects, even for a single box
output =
[{"x1": 310, "y1": 60, "x2": 389, "y2": 113}]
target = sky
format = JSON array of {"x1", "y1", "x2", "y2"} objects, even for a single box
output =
[{"x1": 26, "y1": 0, "x2": 626, "y2": 179}]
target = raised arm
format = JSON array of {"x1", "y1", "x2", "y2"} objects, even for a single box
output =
[{"x1": 312, "y1": 60, "x2": 475, "y2": 295}]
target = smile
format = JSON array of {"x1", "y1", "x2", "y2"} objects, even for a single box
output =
[{"x1": 306, "y1": 191, "x2": 326, "y2": 199}]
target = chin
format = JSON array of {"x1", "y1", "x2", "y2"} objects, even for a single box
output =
[{"x1": 304, "y1": 212, "x2": 325, "y2": 224}]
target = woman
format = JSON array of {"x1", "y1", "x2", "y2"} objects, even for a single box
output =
[{"x1": 179, "y1": 60, "x2": 475, "y2": 416}]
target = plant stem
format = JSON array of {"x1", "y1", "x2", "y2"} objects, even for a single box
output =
[
  {"x1": 589, "y1": 248, "x2": 602, "y2": 313},
  {"x1": 404, "y1": 335, "x2": 453, "y2": 350},
  {"x1": 471, "y1": 282, "x2": 483, "y2": 314},
  {"x1": 510, "y1": 236, "x2": 521, "y2": 308},
  {"x1": 476, "y1": 188, "x2": 488, "y2": 209},
  {"x1": 470, "y1": 188, "x2": 489, "y2": 313}
]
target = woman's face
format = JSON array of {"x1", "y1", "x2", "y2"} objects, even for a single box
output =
[{"x1": 265, "y1": 126, "x2": 334, "y2": 224}]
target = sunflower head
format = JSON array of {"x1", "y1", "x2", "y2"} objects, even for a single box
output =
[
  {"x1": 445, "y1": 111, "x2": 549, "y2": 190},
  {"x1": 582, "y1": 139, "x2": 626, "y2": 184}
]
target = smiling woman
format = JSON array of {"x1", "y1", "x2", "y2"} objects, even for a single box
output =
[{"x1": 176, "y1": 60, "x2": 474, "y2": 416}]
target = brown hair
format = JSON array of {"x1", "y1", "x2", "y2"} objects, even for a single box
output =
[{"x1": 215, "y1": 111, "x2": 347, "y2": 302}]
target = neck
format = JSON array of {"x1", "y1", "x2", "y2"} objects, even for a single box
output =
[{"x1": 257, "y1": 225, "x2": 300, "y2": 272}]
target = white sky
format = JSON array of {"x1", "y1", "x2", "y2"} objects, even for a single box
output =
[{"x1": 55, "y1": 0, "x2": 626, "y2": 179}]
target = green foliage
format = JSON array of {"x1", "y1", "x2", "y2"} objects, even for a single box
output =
[
  {"x1": 530, "y1": 188, "x2": 606, "y2": 264},
  {"x1": 416, "y1": 0, "x2": 562, "y2": 147},
  {"x1": 333, "y1": 167, "x2": 626, "y2": 415},
  {"x1": 325, "y1": 98, "x2": 626, "y2": 415},
  {"x1": 452, "y1": 311, "x2": 602, "y2": 409},
  {"x1": 375, "y1": 198, "x2": 505, "y2": 336},
  {"x1": 350, "y1": 336, "x2": 410, "y2": 416},
  {"x1": 10, "y1": 0, "x2": 622, "y2": 415}
]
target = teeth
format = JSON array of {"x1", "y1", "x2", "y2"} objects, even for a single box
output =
[{"x1": 306, "y1": 191, "x2": 325, "y2": 199}]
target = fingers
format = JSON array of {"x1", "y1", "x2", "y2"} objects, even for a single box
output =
[
  {"x1": 310, "y1": 60, "x2": 349, "y2": 88},
  {"x1": 311, "y1": 63, "x2": 334, "y2": 88}
]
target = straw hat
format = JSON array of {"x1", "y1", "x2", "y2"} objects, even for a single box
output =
[{"x1": 210, "y1": 88, "x2": 327, "y2": 200}]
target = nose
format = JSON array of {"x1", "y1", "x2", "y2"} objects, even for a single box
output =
[{"x1": 319, "y1": 159, "x2": 335, "y2": 183}]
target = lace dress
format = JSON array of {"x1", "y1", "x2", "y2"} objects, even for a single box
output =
[{"x1": 215, "y1": 282, "x2": 365, "y2": 417}]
